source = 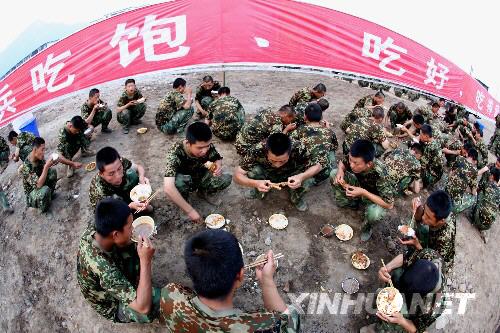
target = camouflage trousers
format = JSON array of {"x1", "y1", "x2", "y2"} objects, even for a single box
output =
[
  {"x1": 116, "y1": 287, "x2": 161, "y2": 323},
  {"x1": 26, "y1": 168, "x2": 57, "y2": 212},
  {"x1": 89, "y1": 108, "x2": 112, "y2": 129},
  {"x1": 343, "y1": 141, "x2": 385, "y2": 158},
  {"x1": 422, "y1": 169, "x2": 442, "y2": 188},
  {"x1": 330, "y1": 169, "x2": 387, "y2": 224},
  {"x1": 196, "y1": 96, "x2": 214, "y2": 118},
  {"x1": 0, "y1": 150, "x2": 8, "y2": 168},
  {"x1": 469, "y1": 196, "x2": 496, "y2": 231},
  {"x1": 393, "y1": 176, "x2": 414, "y2": 196},
  {"x1": 19, "y1": 145, "x2": 33, "y2": 162},
  {"x1": 59, "y1": 134, "x2": 91, "y2": 160},
  {"x1": 314, "y1": 151, "x2": 336, "y2": 185},
  {"x1": 158, "y1": 107, "x2": 194, "y2": 135},
  {"x1": 175, "y1": 171, "x2": 232, "y2": 198},
  {"x1": 117, "y1": 103, "x2": 147, "y2": 127},
  {"x1": 488, "y1": 129, "x2": 500, "y2": 157},
  {"x1": 450, "y1": 193, "x2": 476, "y2": 214},
  {"x1": 247, "y1": 165, "x2": 315, "y2": 205}
]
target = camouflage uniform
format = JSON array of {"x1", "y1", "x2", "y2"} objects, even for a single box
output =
[
  {"x1": 81, "y1": 100, "x2": 112, "y2": 129},
  {"x1": 164, "y1": 141, "x2": 231, "y2": 197},
  {"x1": 472, "y1": 138, "x2": 488, "y2": 169},
  {"x1": 293, "y1": 101, "x2": 308, "y2": 127},
  {"x1": 340, "y1": 107, "x2": 372, "y2": 132},
  {"x1": 478, "y1": 163, "x2": 496, "y2": 192},
  {"x1": 0, "y1": 136, "x2": 9, "y2": 169},
  {"x1": 156, "y1": 90, "x2": 194, "y2": 135},
  {"x1": 235, "y1": 108, "x2": 283, "y2": 157},
  {"x1": 420, "y1": 140, "x2": 444, "y2": 187},
  {"x1": 289, "y1": 87, "x2": 314, "y2": 107},
  {"x1": 343, "y1": 117, "x2": 387, "y2": 157},
  {"x1": 376, "y1": 248, "x2": 447, "y2": 333},
  {"x1": 452, "y1": 120, "x2": 474, "y2": 140},
  {"x1": 208, "y1": 95, "x2": 245, "y2": 141},
  {"x1": 445, "y1": 156, "x2": 477, "y2": 214},
  {"x1": 158, "y1": 283, "x2": 301, "y2": 332},
  {"x1": 88, "y1": 158, "x2": 139, "y2": 211},
  {"x1": 470, "y1": 180, "x2": 499, "y2": 230},
  {"x1": 413, "y1": 106, "x2": 434, "y2": 123},
  {"x1": 443, "y1": 138, "x2": 463, "y2": 167},
  {"x1": 353, "y1": 94, "x2": 376, "y2": 109},
  {"x1": 20, "y1": 158, "x2": 57, "y2": 212},
  {"x1": 388, "y1": 103, "x2": 412, "y2": 129},
  {"x1": 370, "y1": 82, "x2": 390, "y2": 91},
  {"x1": 290, "y1": 123, "x2": 338, "y2": 184},
  {"x1": 331, "y1": 158, "x2": 395, "y2": 224},
  {"x1": 195, "y1": 81, "x2": 221, "y2": 117},
  {"x1": 117, "y1": 89, "x2": 146, "y2": 127},
  {"x1": 240, "y1": 142, "x2": 315, "y2": 206},
  {"x1": 487, "y1": 114, "x2": 500, "y2": 157},
  {"x1": 383, "y1": 148, "x2": 421, "y2": 195},
  {"x1": 57, "y1": 125, "x2": 90, "y2": 160},
  {"x1": 15, "y1": 131, "x2": 36, "y2": 162},
  {"x1": 76, "y1": 227, "x2": 161, "y2": 323}
]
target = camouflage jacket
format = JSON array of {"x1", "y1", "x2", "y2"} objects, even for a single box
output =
[
  {"x1": 89, "y1": 158, "x2": 133, "y2": 210},
  {"x1": 290, "y1": 123, "x2": 338, "y2": 169},
  {"x1": 414, "y1": 106, "x2": 434, "y2": 123},
  {"x1": 20, "y1": 158, "x2": 49, "y2": 196},
  {"x1": 156, "y1": 90, "x2": 186, "y2": 127},
  {"x1": 344, "y1": 117, "x2": 387, "y2": 149},
  {"x1": 158, "y1": 283, "x2": 301, "y2": 332},
  {"x1": 476, "y1": 180, "x2": 500, "y2": 221},
  {"x1": 117, "y1": 89, "x2": 144, "y2": 107},
  {"x1": 164, "y1": 140, "x2": 222, "y2": 178},
  {"x1": 0, "y1": 136, "x2": 9, "y2": 154},
  {"x1": 342, "y1": 157, "x2": 395, "y2": 205},
  {"x1": 388, "y1": 103, "x2": 412, "y2": 127},
  {"x1": 445, "y1": 156, "x2": 477, "y2": 201},
  {"x1": 81, "y1": 99, "x2": 107, "y2": 119},
  {"x1": 353, "y1": 94, "x2": 375, "y2": 109},
  {"x1": 57, "y1": 125, "x2": 88, "y2": 159},
  {"x1": 208, "y1": 95, "x2": 245, "y2": 133},
  {"x1": 452, "y1": 121, "x2": 474, "y2": 139},
  {"x1": 195, "y1": 81, "x2": 221, "y2": 102},
  {"x1": 420, "y1": 139, "x2": 444, "y2": 178},
  {"x1": 16, "y1": 131, "x2": 35, "y2": 156},
  {"x1": 289, "y1": 87, "x2": 313, "y2": 107},
  {"x1": 473, "y1": 139, "x2": 488, "y2": 168},
  {"x1": 76, "y1": 227, "x2": 140, "y2": 321},
  {"x1": 0, "y1": 136, "x2": 10, "y2": 167},
  {"x1": 340, "y1": 107, "x2": 372, "y2": 132},
  {"x1": 292, "y1": 101, "x2": 308, "y2": 126},
  {"x1": 384, "y1": 148, "x2": 421, "y2": 185},
  {"x1": 235, "y1": 108, "x2": 283, "y2": 155}
]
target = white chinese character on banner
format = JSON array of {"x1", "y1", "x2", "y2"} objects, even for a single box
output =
[
  {"x1": 424, "y1": 57, "x2": 449, "y2": 90},
  {"x1": 30, "y1": 50, "x2": 75, "y2": 93},
  {"x1": 0, "y1": 84, "x2": 16, "y2": 120},
  {"x1": 110, "y1": 14, "x2": 190, "y2": 68},
  {"x1": 486, "y1": 99, "x2": 494, "y2": 116},
  {"x1": 476, "y1": 90, "x2": 485, "y2": 110},
  {"x1": 361, "y1": 32, "x2": 408, "y2": 76}
]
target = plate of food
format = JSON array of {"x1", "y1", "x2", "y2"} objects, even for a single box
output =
[
  {"x1": 376, "y1": 287, "x2": 404, "y2": 315},
  {"x1": 204, "y1": 161, "x2": 217, "y2": 173},
  {"x1": 131, "y1": 216, "x2": 157, "y2": 242},
  {"x1": 136, "y1": 97, "x2": 146, "y2": 103},
  {"x1": 269, "y1": 214, "x2": 288, "y2": 230},
  {"x1": 85, "y1": 161, "x2": 96, "y2": 172},
  {"x1": 130, "y1": 184, "x2": 152, "y2": 203},
  {"x1": 205, "y1": 214, "x2": 226, "y2": 229},
  {"x1": 398, "y1": 224, "x2": 416, "y2": 240},
  {"x1": 137, "y1": 127, "x2": 148, "y2": 134},
  {"x1": 335, "y1": 224, "x2": 353, "y2": 241},
  {"x1": 341, "y1": 277, "x2": 360, "y2": 294},
  {"x1": 351, "y1": 251, "x2": 371, "y2": 270}
]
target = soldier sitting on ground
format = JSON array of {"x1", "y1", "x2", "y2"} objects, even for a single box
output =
[
  {"x1": 445, "y1": 148, "x2": 478, "y2": 214},
  {"x1": 81, "y1": 88, "x2": 112, "y2": 134},
  {"x1": 77, "y1": 198, "x2": 160, "y2": 323},
  {"x1": 156, "y1": 229, "x2": 301, "y2": 331},
  {"x1": 163, "y1": 122, "x2": 232, "y2": 224},
  {"x1": 116, "y1": 78, "x2": 147, "y2": 134},
  {"x1": 488, "y1": 113, "x2": 500, "y2": 157},
  {"x1": 293, "y1": 98, "x2": 329, "y2": 127},
  {"x1": 156, "y1": 78, "x2": 194, "y2": 135},
  {"x1": 234, "y1": 132, "x2": 321, "y2": 212},
  {"x1": 417, "y1": 125, "x2": 444, "y2": 188},
  {"x1": 331, "y1": 139, "x2": 395, "y2": 241},
  {"x1": 8, "y1": 130, "x2": 35, "y2": 162},
  {"x1": 89, "y1": 146, "x2": 152, "y2": 212},
  {"x1": 206, "y1": 86, "x2": 245, "y2": 141},
  {"x1": 340, "y1": 90, "x2": 385, "y2": 132},
  {"x1": 19, "y1": 137, "x2": 58, "y2": 213},
  {"x1": 388, "y1": 101, "x2": 412, "y2": 130},
  {"x1": 289, "y1": 83, "x2": 326, "y2": 107},
  {"x1": 194, "y1": 75, "x2": 221, "y2": 120}
]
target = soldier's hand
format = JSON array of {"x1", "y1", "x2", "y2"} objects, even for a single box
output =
[
  {"x1": 334, "y1": 171, "x2": 344, "y2": 185},
  {"x1": 283, "y1": 123, "x2": 297, "y2": 134},
  {"x1": 287, "y1": 175, "x2": 302, "y2": 189},
  {"x1": 255, "y1": 250, "x2": 276, "y2": 282},
  {"x1": 139, "y1": 176, "x2": 150, "y2": 185},
  {"x1": 399, "y1": 236, "x2": 423, "y2": 250},
  {"x1": 72, "y1": 162, "x2": 83, "y2": 169},
  {"x1": 256, "y1": 180, "x2": 271, "y2": 192},
  {"x1": 378, "y1": 265, "x2": 392, "y2": 283},
  {"x1": 345, "y1": 186, "x2": 365, "y2": 198},
  {"x1": 137, "y1": 236, "x2": 155, "y2": 262},
  {"x1": 130, "y1": 201, "x2": 147, "y2": 211},
  {"x1": 187, "y1": 209, "x2": 203, "y2": 224},
  {"x1": 213, "y1": 160, "x2": 223, "y2": 176},
  {"x1": 376, "y1": 311, "x2": 404, "y2": 325}
]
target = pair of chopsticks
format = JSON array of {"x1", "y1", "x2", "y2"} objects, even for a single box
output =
[
  {"x1": 381, "y1": 259, "x2": 394, "y2": 289},
  {"x1": 245, "y1": 253, "x2": 284, "y2": 269},
  {"x1": 134, "y1": 188, "x2": 160, "y2": 214}
]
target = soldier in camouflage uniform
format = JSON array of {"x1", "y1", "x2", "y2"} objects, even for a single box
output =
[
  {"x1": 477, "y1": 158, "x2": 500, "y2": 192},
  {"x1": 293, "y1": 98, "x2": 329, "y2": 127},
  {"x1": 81, "y1": 88, "x2": 112, "y2": 133},
  {"x1": 0, "y1": 135, "x2": 9, "y2": 169},
  {"x1": 331, "y1": 139, "x2": 395, "y2": 241},
  {"x1": 194, "y1": 75, "x2": 221, "y2": 119},
  {"x1": 89, "y1": 146, "x2": 151, "y2": 212},
  {"x1": 235, "y1": 105, "x2": 296, "y2": 157},
  {"x1": 470, "y1": 123, "x2": 489, "y2": 169},
  {"x1": 288, "y1": 83, "x2": 326, "y2": 107},
  {"x1": 418, "y1": 125, "x2": 444, "y2": 187},
  {"x1": 388, "y1": 102, "x2": 412, "y2": 129},
  {"x1": 340, "y1": 91, "x2": 385, "y2": 132},
  {"x1": 469, "y1": 167, "x2": 499, "y2": 234},
  {"x1": 343, "y1": 106, "x2": 390, "y2": 157},
  {"x1": 451, "y1": 117, "x2": 474, "y2": 142},
  {"x1": 8, "y1": 130, "x2": 35, "y2": 162},
  {"x1": 289, "y1": 103, "x2": 338, "y2": 184},
  {"x1": 383, "y1": 145, "x2": 422, "y2": 195},
  {"x1": 116, "y1": 78, "x2": 147, "y2": 134},
  {"x1": 20, "y1": 137, "x2": 58, "y2": 213},
  {"x1": 77, "y1": 198, "x2": 160, "y2": 323},
  {"x1": 444, "y1": 150, "x2": 478, "y2": 214},
  {"x1": 207, "y1": 86, "x2": 245, "y2": 141},
  {"x1": 234, "y1": 132, "x2": 321, "y2": 211},
  {"x1": 57, "y1": 116, "x2": 92, "y2": 178},
  {"x1": 414, "y1": 102, "x2": 440, "y2": 123},
  {"x1": 393, "y1": 87, "x2": 406, "y2": 97},
  {"x1": 372, "y1": 248, "x2": 446, "y2": 333},
  {"x1": 488, "y1": 113, "x2": 500, "y2": 157},
  {"x1": 164, "y1": 122, "x2": 232, "y2": 223},
  {"x1": 156, "y1": 78, "x2": 194, "y2": 135},
  {"x1": 158, "y1": 230, "x2": 301, "y2": 332}
]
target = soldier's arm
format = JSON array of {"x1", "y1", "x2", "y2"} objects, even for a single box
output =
[
  {"x1": 36, "y1": 161, "x2": 54, "y2": 189},
  {"x1": 360, "y1": 189, "x2": 394, "y2": 209},
  {"x1": 57, "y1": 155, "x2": 80, "y2": 169},
  {"x1": 233, "y1": 166, "x2": 263, "y2": 188},
  {"x1": 84, "y1": 105, "x2": 98, "y2": 125},
  {"x1": 182, "y1": 87, "x2": 193, "y2": 109},
  {"x1": 131, "y1": 163, "x2": 148, "y2": 184},
  {"x1": 128, "y1": 237, "x2": 154, "y2": 314},
  {"x1": 163, "y1": 176, "x2": 199, "y2": 219}
]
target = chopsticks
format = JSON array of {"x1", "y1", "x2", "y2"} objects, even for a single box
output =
[
  {"x1": 381, "y1": 259, "x2": 394, "y2": 289},
  {"x1": 134, "y1": 188, "x2": 161, "y2": 214},
  {"x1": 244, "y1": 253, "x2": 284, "y2": 269}
]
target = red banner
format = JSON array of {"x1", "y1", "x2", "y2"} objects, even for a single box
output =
[{"x1": 1, "y1": 0, "x2": 498, "y2": 128}]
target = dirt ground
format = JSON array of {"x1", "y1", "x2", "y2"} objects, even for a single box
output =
[{"x1": 0, "y1": 71, "x2": 498, "y2": 333}]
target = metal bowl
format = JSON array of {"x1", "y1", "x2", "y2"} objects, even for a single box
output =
[{"x1": 341, "y1": 277, "x2": 360, "y2": 294}]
